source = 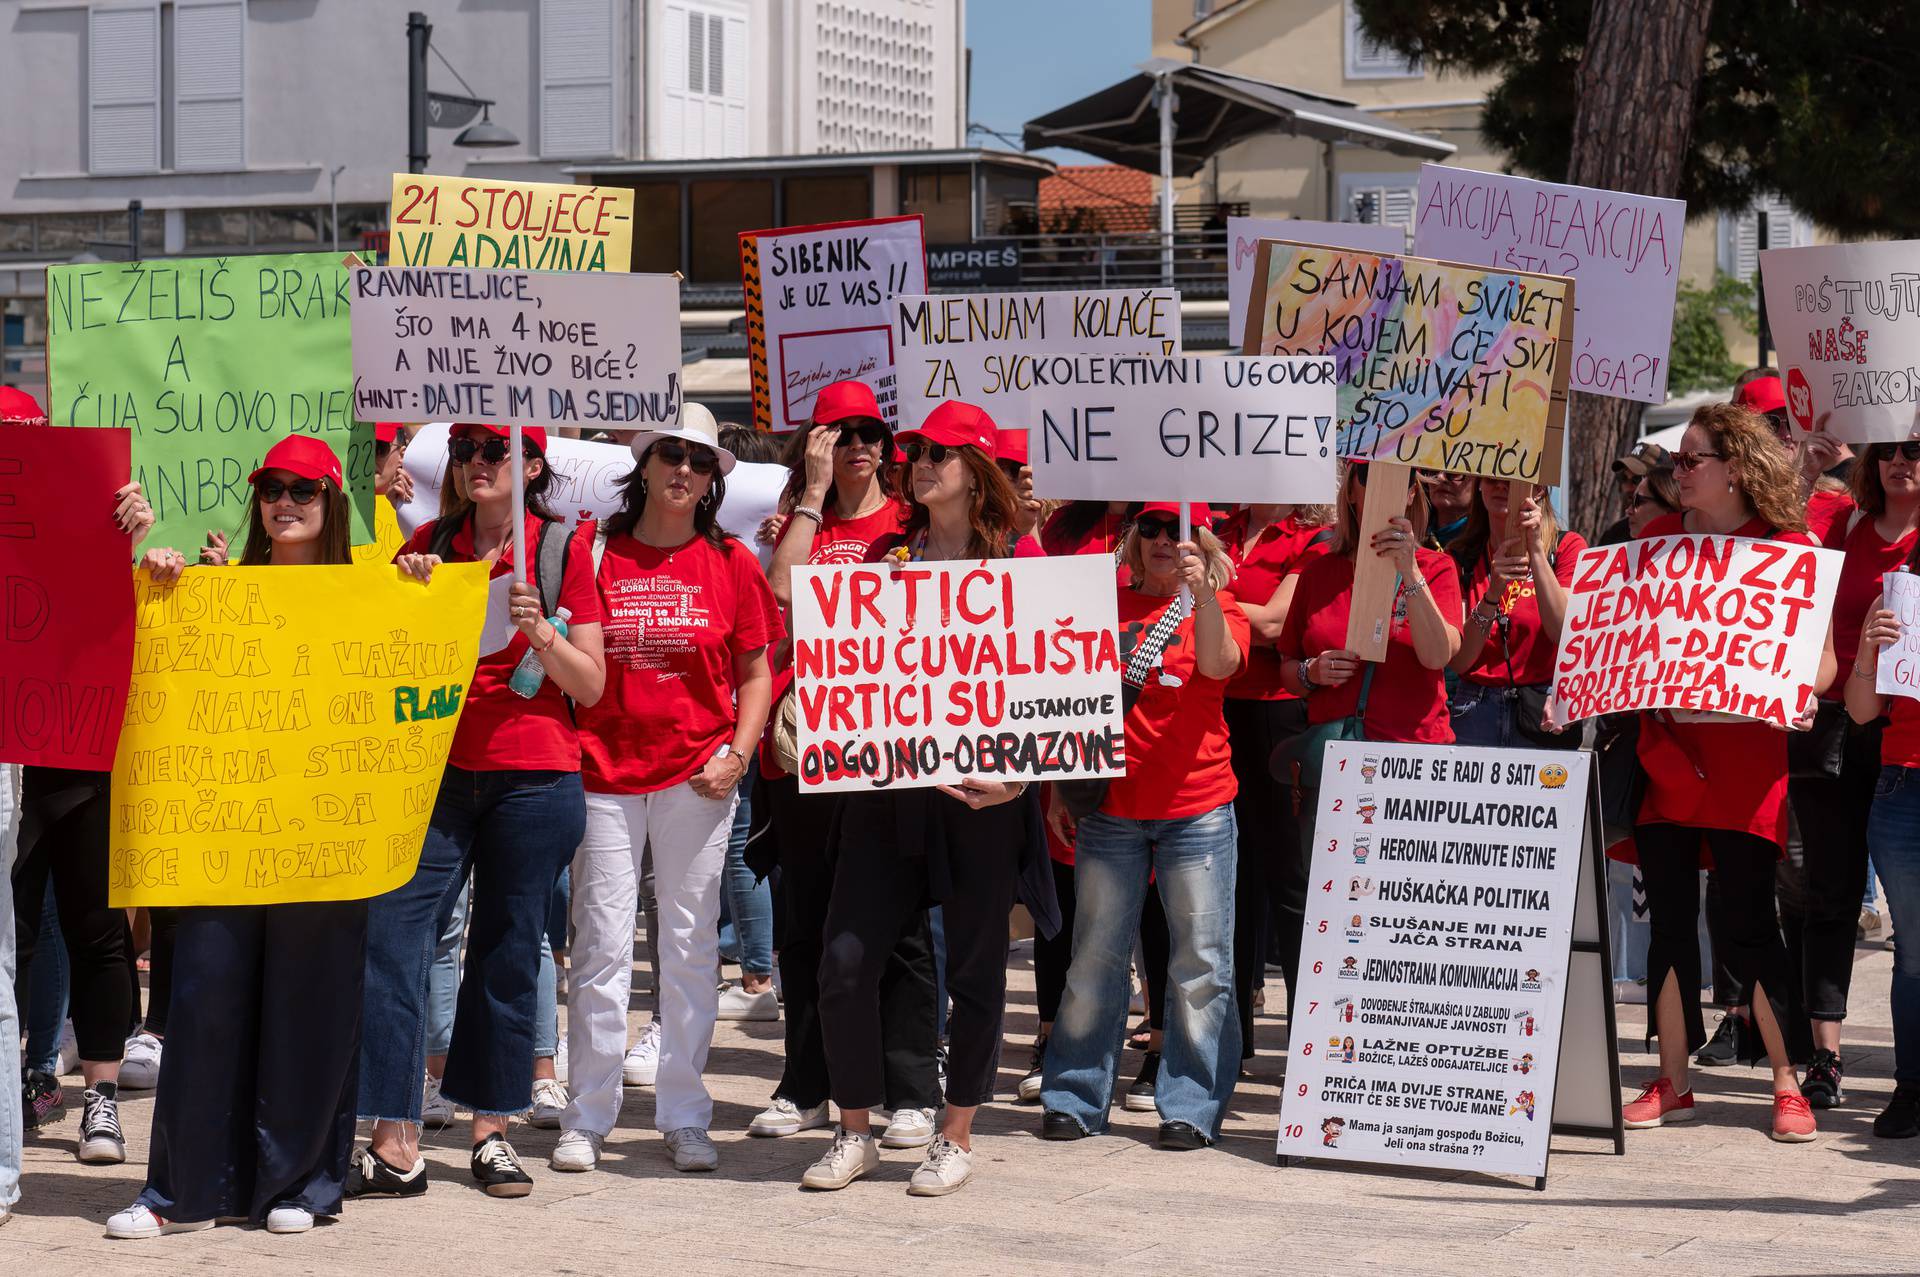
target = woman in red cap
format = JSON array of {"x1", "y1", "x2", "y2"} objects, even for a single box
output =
[
  {"x1": 994, "y1": 427, "x2": 1042, "y2": 537},
  {"x1": 106, "y1": 435, "x2": 362, "y2": 1238},
  {"x1": 803, "y1": 401, "x2": 1047, "y2": 1198},
  {"x1": 350, "y1": 422, "x2": 605, "y2": 1201}
]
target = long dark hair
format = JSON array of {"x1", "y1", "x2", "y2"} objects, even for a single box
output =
[
  {"x1": 902, "y1": 444, "x2": 1023, "y2": 559},
  {"x1": 237, "y1": 482, "x2": 353, "y2": 566},
  {"x1": 603, "y1": 441, "x2": 734, "y2": 549}
]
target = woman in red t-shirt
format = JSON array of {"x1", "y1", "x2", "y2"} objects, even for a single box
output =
[
  {"x1": 352, "y1": 422, "x2": 605, "y2": 1201},
  {"x1": 560, "y1": 406, "x2": 781, "y2": 1175},
  {"x1": 1622, "y1": 403, "x2": 1835, "y2": 1144},
  {"x1": 1445, "y1": 478, "x2": 1587, "y2": 747},
  {"x1": 1037, "y1": 501, "x2": 1251, "y2": 1153}
]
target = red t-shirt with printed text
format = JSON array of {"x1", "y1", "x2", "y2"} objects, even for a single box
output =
[
  {"x1": 1222, "y1": 510, "x2": 1333, "y2": 701},
  {"x1": 1460, "y1": 531, "x2": 1589, "y2": 687},
  {"x1": 578, "y1": 533, "x2": 784, "y2": 795},
  {"x1": 1822, "y1": 509, "x2": 1915, "y2": 689}
]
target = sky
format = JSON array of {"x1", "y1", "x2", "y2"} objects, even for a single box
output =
[{"x1": 965, "y1": 0, "x2": 1153, "y2": 164}]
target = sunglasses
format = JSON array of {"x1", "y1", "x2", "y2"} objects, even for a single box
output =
[
  {"x1": 375, "y1": 440, "x2": 393, "y2": 460},
  {"x1": 836, "y1": 422, "x2": 889, "y2": 449},
  {"x1": 1869, "y1": 441, "x2": 1920, "y2": 463},
  {"x1": 903, "y1": 440, "x2": 955, "y2": 466},
  {"x1": 648, "y1": 439, "x2": 719, "y2": 475},
  {"x1": 1628, "y1": 493, "x2": 1671, "y2": 511},
  {"x1": 1670, "y1": 450, "x2": 1725, "y2": 474},
  {"x1": 1134, "y1": 514, "x2": 1179, "y2": 542},
  {"x1": 257, "y1": 478, "x2": 323, "y2": 505},
  {"x1": 449, "y1": 435, "x2": 534, "y2": 466}
]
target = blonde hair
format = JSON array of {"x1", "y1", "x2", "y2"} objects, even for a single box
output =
[
  {"x1": 1329, "y1": 462, "x2": 1434, "y2": 556},
  {"x1": 1121, "y1": 522, "x2": 1235, "y2": 594},
  {"x1": 1689, "y1": 402, "x2": 1808, "y2": 533}
]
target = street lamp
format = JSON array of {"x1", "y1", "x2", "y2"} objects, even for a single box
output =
[{"x1": 407, "y1": 10, "x2": 520, "y2": 173}]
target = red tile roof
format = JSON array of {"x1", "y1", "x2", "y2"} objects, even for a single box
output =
[{"x1": 1039, "y1": 164, "x2": 1153, "y2": 213}]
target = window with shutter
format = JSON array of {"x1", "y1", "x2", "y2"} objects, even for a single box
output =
[
  {"x1": 174, "y1": 0, "x2": 244, "y2": 171},
  {"x1": 1718, "y1": 194, "x2": 1806, "y2": 283},
  {"x1": 90, "y1": 2, "x2": 160, "y2": 175},
  {"x1": 540, "y1": 0, "x2": 616, "y2": 158},
  {"x1": 1344, "y1": 0, "x2": 1420, "y2": 80},
  {"x1": 1342, "y1": 178, "x2": 1417, "y2": 243},
  {"x1": 657, "y1": 0, "x2": 748, "y2": 160}
]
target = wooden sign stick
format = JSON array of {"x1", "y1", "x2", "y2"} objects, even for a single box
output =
[{"x1": 1346, "y1": 462, "x2": 1413, "y2": 662}]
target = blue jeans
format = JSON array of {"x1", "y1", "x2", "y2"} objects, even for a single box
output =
[
  {"x1": 1868, "y1": 765, "x2": 1920, "y2": 1088},
  {"x1": 24, "y1": 880, "x2": 66, "y2": 1074},
  {"x1": 425, "y1": 874, "x2": 565, "y2": 1060},
  {"x1": 1448, "y1": 682, "x2": 1519, "y2": 748},
  {"x1": 722, "y1": 783, "x2": 772, "y2": 977},
  {"x1": 1041, "y1": 803, "x2": 1240, "y2": 1139},
  {"x1": 359, "y1": 767, "x2": 584, "y2": 1121}
]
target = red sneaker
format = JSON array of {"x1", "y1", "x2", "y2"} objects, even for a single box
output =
[
  {"x1": 1623, "y1": 1077, "x2": 1696, "y2": 1129},
  {"x1": 1771, "y1": 1092, "x2": 1817, "y2": 1143}
]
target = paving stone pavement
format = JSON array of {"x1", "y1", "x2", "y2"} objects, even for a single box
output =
[{"x1": 3, "y1": 939, "x2": 1915, "y2": 1275}]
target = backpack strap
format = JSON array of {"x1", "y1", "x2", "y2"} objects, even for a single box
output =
[
  {"x1": 534, "y1": 520, "x2": 570, "y2": 619},
  {"x1": 427, "y1": 514, "x2": 461, "y2": 562}
]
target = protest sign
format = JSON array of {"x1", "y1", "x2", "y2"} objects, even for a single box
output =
[
  {"x1": 1876, "y1": 569, "x2": 1920, "y2": 701},
  {"x1": 1228, "y1": 218, "x2": 1404, "y2": 347},
  {"x1": 108, "y1": 561, "x2": 490, "y2": 906},
  {"x1": 0, "y1": 425, "x2": 135, "y2": 769},
  {"x1": 1760, "y1": 240, "x2": 1920, "y2": 441},
  {"x1": 739, "y1": 215, "x2": 927, "y2": 430},
  {"x1": 1278, "y1": 742, "x2": 1591, "y2": 1183},
  {"x1": 894, "y1": 288, "x2": 1180, "y2": 429},
  {"x1": 351, "y1": 499, "x2": 408, "y2": 569},
  {"x1": 789, "y1": 555, "x2": 1124, "y2": 792},
  {"x1": 349, "y1": 266, "x2": 681, "y2": 430},
  {"x1": 46, "y1": 252, "x2": 376, "y2": 550},
  {"x1": 1414, "y1": 165, "x2": 1684, "y2": 404},
  {"x1": 1243, "y1": 241, "x2": 1574, "y2": 483},
  {"x1": 388, "y1": 173, "x2": 634, "y2": 272},
  {"x1": 1551, "y1": 535, "x2": 1843, "y2": 727},
  {"x1": 1025, "y1": 355, "x2": 1339, "y2": 504}
]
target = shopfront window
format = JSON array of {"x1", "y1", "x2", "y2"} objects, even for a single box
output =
[
  {"x1": 784, "y1": 174, "x2": 871, "y2": 228},
  {"x1": 688, "y1": 178, "x2": 773, "y2": 282},
  {"x1": 899, "y1": 164, "x2": 972, "y2": 242}
]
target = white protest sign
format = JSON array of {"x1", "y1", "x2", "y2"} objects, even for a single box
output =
[
  {"x1": 893, "y1": 288, "x2": 1181, "y2": 429},
  {"x1": 349, "y1": 266, "x2": 682, "y2": 429},
  {"x1": 1761, "y1": 240, "x2": 1920, "y2": 442},
  {"x1": 1413, "y1": 165, "x2": 1684, "y2": 404},
  {"x1": 1877, "y1": 569, "x2": 1920, "y2": 701},
  {"x1": 741, "y1": 215, "x2": 927, "y2": 431},
  {"x1": 1228, "y1": 217, "x2": 1403, "y2": 348},
  {"x1": 790, "y1": 556, "x2": 1124, "y2": 792},
  {"x1": 1277, "y1": 742, "x2": 1589, "y2": 1181},
  {"x1": 1026, "y1": 355, "x2": 1339, "y2": 503},
  {"x1": 1551, "y1": 536, "x2": 1842, "y2": 727}
]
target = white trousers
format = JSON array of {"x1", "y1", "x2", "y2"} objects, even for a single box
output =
[{"x1": 565, "y1": 783, "x2": 736, "y2": 1135}]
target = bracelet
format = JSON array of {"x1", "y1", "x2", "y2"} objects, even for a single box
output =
[
  {"x1": 792, "y1": 505, "x2": 824, "y2": 525},
  {"x1": 1852, "y1": 665, "x2": 1877, "y2": 681},
  {"x1": 1402, "y1": 576, "x2": 1429, "y2": 599},
  {"x1": 1008, "y1": 781, "x2": 1028, "y2": 799},
  {"x1": 1193, "y1": 592, "x2": 1220, "y2": 610},
  {"x1": 1297, "y1": 658, "x2": 1320, "y2": 695},
  {"x1": 1468, "y1": 607, "x2": 1498, "y2": 632},
  {"x1": 535, "y1": 625, "x2": 561, "y2": 653}
]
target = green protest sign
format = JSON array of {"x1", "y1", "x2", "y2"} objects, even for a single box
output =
[{"x1": 46, "y1": 252, "x2": 375, "y2": 550}]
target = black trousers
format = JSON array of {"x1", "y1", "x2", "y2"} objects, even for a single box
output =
[
  {"x1": 1033, "y1": 856, "x2": 1078, "y2": 1025},
  {"x1": 139, "y1": 902, "x2": 366, "y2": 1224},
  {"x1": 1140, "y1": 885, "x2": 1170, "y2": 1031},
  {"x1": 1226, "y1": 696, "x2": 1309, "y2": 1057},
  {"x1": 124, "y1": 908, "x2": 179, "y2": 1036},
  {"x1": 1784, "y1": 719, "x2": 1880, "y2": 1021},
  {"x1": 1637, "y1": 824, "x2": 1792, "y2": 1054},
  {"x1": 761, "y1": 774, "x2": 940, "y2": 1111}
]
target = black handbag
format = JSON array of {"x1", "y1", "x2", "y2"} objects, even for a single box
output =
[
  {"x1": 1594, "y1": 713, "x2": 1645, "y2": 847},
  {"x1": 1787, "y1": 699, "x2": 1849, "y2": 780}
]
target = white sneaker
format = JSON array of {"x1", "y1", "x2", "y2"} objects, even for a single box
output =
[
  {"x1": 801, "y1": 1126, "x2": 879, "y2": 1190},
  {"x1": 664, "y1": 1126, "x2": 719, "y2": 1172},
  {"x1": 59, "y1": 1020, "x2": 80, "y2": 1075},
  {"x1": 907, "y1": 1136, "x2": 973, "y2": 1197},
  {"x1": 527, "y1": 1077, "x2": 569, "y2": 1129},
  {"x1": 748, "y1": 1096, "x2": 831, "y2": 1137},
  {"x1": 554, "y1": 1037, "x2": 569, "y2": 1084},
  {"x1": 265, "y1": 1205, "x2": 314, "y2": 1234},
  {"x1": 716, "y1": 982, "x2": 781, "y2": 1021},
  {"x1": 105, "y1": 1203, "x2": 214, "y2": 1239},
  {"x1": 880, "y1": 1106, "x2": 936, "y2": 1149},
  {"x1": 622, "y1": 1020, "x2": 662, "y2": 1087},
  {"x1": 119, "y1": 1032, "x2": 163, "y2": 1090},
  {"x1": 550, "y1": 1128, "x2": 604, "y2": 1173},
  {"x1": 421, "y1": 1073, "x2": 455, "y2": 1129},
  {"x1": 772, "y1": 964, "x2": 784, "y2": 1003}
]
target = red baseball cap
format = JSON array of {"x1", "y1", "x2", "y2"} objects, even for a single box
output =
[
  {"x1": 1137, "y1": 501, "x2": 1214, "y2": 527},
  {"x1": 250, "y1": 435, "x2": 344, "y2": 487},
  {"x1": 811, "y1": 380, "x2": 883, "y2": 425},
  {"x1": 1733, "y1": 375, "x2": 1786, "y2": 415},
  {"x1": 0, "y1": 386, "x2": 47, "y2": 424},
  {"x1": 900, "y1": 401, "x2": 998, "y2": 457},
  {"x1": 453, "y1": 421, "x2": 550, "y2": 455},
  {"x1": 375, "y1": 421, "x2": 403, "y2": 444},
  {"x1": 994, "y1": 428, "x2": 1028, "y2": 466}
]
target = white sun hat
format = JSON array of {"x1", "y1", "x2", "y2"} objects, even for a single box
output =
[{"x1": 628, "y1": 401, "x2": 737, "y2": 474}]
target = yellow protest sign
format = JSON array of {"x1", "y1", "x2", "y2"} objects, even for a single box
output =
[
  {"x1": 351, "y1": 498, "x2": 407, "y2": 568},
  {"x1": 388, "y1": 173, "x2": 634, "y2": 272},
  {"x1": 108, "y1": 562, "x2": 491, "y2": 906}
]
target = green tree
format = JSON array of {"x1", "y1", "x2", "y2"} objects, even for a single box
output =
[{"x1": 1667, "y1": 272, "x2": 1757, "y2": 396}]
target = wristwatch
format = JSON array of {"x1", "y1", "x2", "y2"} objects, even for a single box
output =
[{"x1": 1297, "y1": 657, "x2": 1321, "y2": 695}]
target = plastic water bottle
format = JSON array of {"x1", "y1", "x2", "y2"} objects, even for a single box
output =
[{"x1": 509, "y1": 605, "x2": 570, "y2": 699}]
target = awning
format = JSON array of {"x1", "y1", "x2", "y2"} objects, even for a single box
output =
[{"x1": 1022, "y1": 58, "x2": 1454, "y2": 175}]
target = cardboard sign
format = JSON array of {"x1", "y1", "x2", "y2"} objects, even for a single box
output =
[
  {"x1": 1551, "y1": 535, "x2": 1842, "y2": 727},
  {"x1": 1414, "y1": 165, "x2": 1684, "y2": 404},
  {"x1": 388, "y1": 173, "x2": 635, "y2": 272},
  {"x1": 1876, "y1": 569, "x2": 1920, "y2": 701},
  {"x1": 108, "y1": 562, "x2": 490, "y2": 906},
  {"x1": 349, "y1": 266, "x2": 682, "y2": 430},
  {"x1": 894, "y1": 288, "x2": 1181, "y2": 430},
  {"x1": 350, "y1": 499, "x2": 408, "y2": 569},
  {"x1": 789, "y1": 556, "x2": 1124, "y2": 792},
  {"x1": 1760, "y1": 240, "x2": 1920, "y2": 441},
  {"x1": 1228, "y1": 218, "x2": 1404, "y2": 347},
  {"x1": 1243, "y1": 242, "x2": 1574, "y2": 483},
  {"x1": 739, "y1": 215, "x2": 927, "y2": 430},
  {"x1": 0, "y1": 425, "x2": 135, "y2": 768},
  {"x1": 1025, "y1": 355, "x2": 1339, "y2": 504},
  {"x1": 1278, "y1": 742, "x2": 1590, "y2": 1182},
  {"x1": 46, "y1": 252, "x2": 376, "y2": 550}
]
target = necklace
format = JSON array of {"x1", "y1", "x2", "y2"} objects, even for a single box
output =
[{"x1": 912, "y1": 528, "x2": 972, "y2": 562}]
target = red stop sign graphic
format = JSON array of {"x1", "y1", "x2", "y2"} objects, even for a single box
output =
[{"x1": 1786, "y1": 367, "x2": 1815, "y2": 431}]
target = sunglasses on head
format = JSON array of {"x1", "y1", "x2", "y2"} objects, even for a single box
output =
[
  {"x1": 648, "y1": 439, "x2": 719, "y2": 475},
  {"x1": 1670, "y1": 450, "x2": 1725, "y2": 474},
  {"x1": 1134, "y1": 514, "x2": 1180, "y2": 541},
  {"x1": 257, "y1": 478, "x2": 323, "y2": 505},
  {"x1": 1870, "y1": 441, "x2": 1920, "y2": 463},
  {"x1": 448, "y1": 435, "x2": 533, "y2": 466},
  {"x1": 835, "y1": 422, "x2": 888, "y2": 449},
  {"x1": 903, "y1": 440, "x2": 954, "y2": 466}
]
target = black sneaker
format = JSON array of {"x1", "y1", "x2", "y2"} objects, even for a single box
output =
[
  {"x1": 1801, "y1": 1049, "x2": 1845, "y2": 1109},
  {"x1": 22, "y1": 1069, "x2": 64, "y2": 1130},
  {"x1": 77, "y1": 1082, "x2": 126, "y2": 1164},
  {"x1": 344, "y1": 1145, "x2": 428, "y2": 1198},
  {"x1": 1694, "y1": 1013, "x2": 1751, "y2": 1068},
  {"x1": 470, "y1": 1133, "x2": 533, "y2": 1198},
  {"x1": 1017, "y1": 1037, "x2": 1047, "y2": 1104},
  {"x1": 1874, "y1": 1085, "x2": 1920, "y2": 1139},
  {"x1": 1124, "y1": 1051, "x2": 1161, "y2": 1113},
  {"x1": 1157, "y1": 1119, "x2": 1210, "y2": 1150},
  {"x1": 1040, "y1": 1110, "x2": 1088, "y2": 1141}
]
